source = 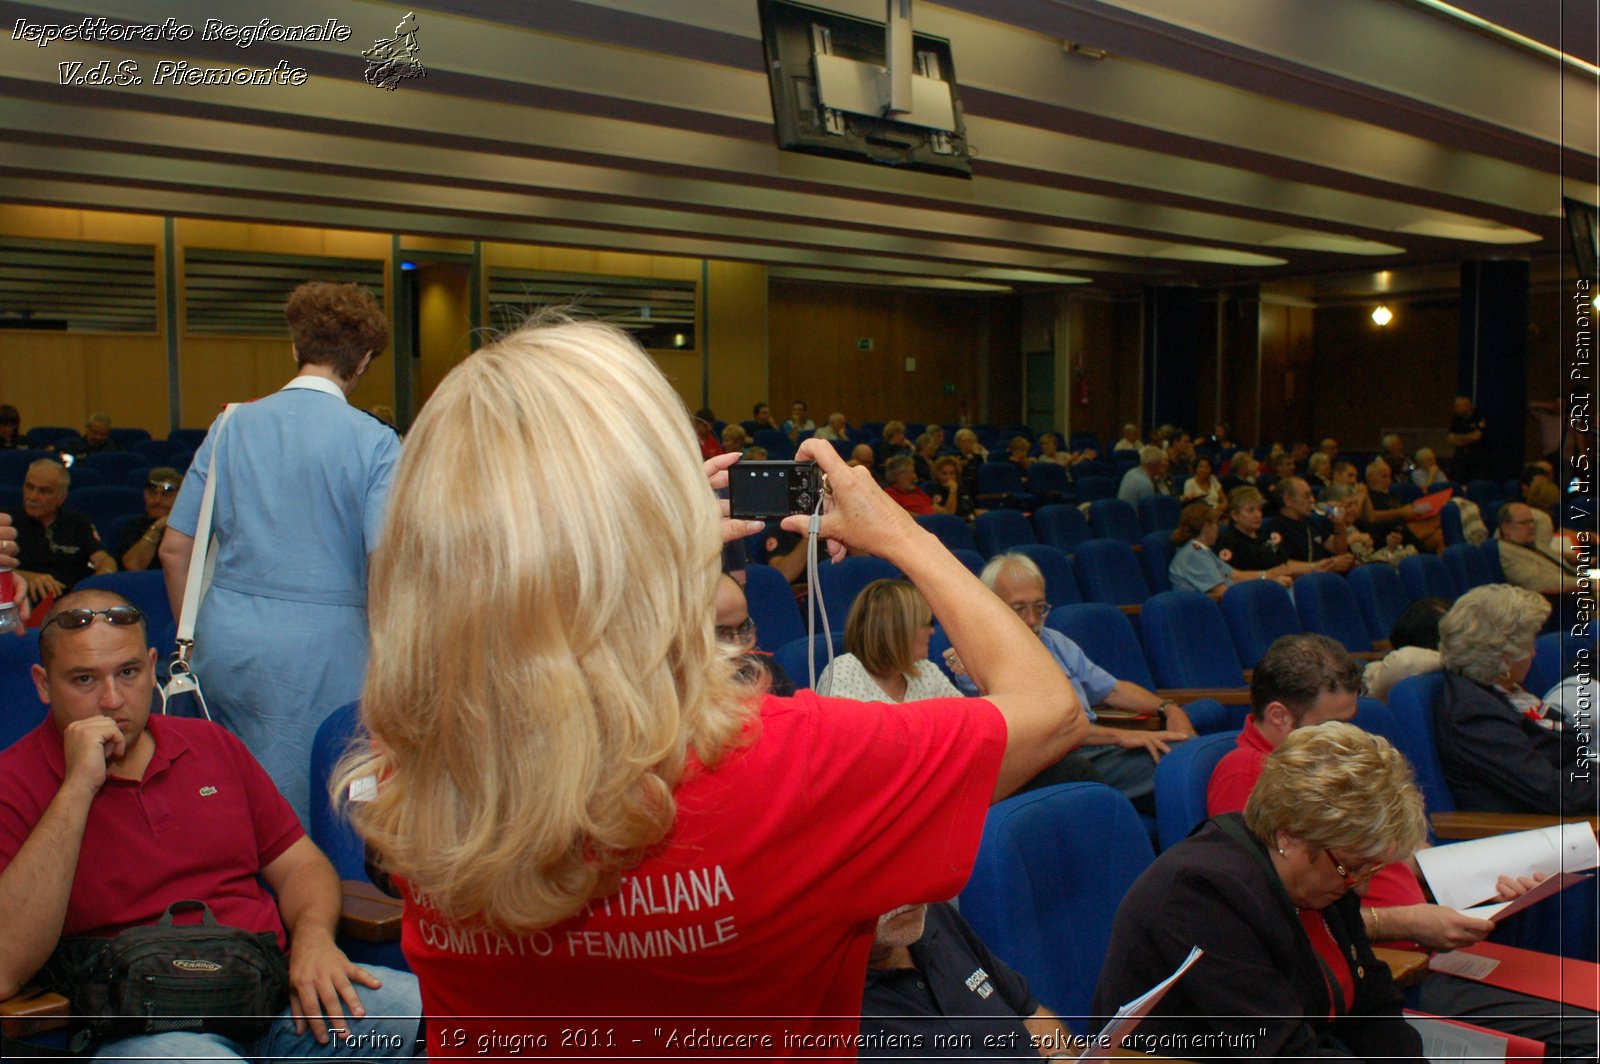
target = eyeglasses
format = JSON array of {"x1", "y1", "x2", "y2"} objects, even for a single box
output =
[
  {"x1": 39, "y1": 605, "x2": 144, "y2": 636},
  {"x1": 716, "y1": 617, "x2": 756, "y2": 643},
  {"x1": 1009, "y1": 600, "x2": 1051, "y2": 619},
  {"x1": 145, "y1": 481, "x2": 179, "y2": 494},
  {"x1": 1322, "y1": 848, "x2": 1382, "y2": 887}
]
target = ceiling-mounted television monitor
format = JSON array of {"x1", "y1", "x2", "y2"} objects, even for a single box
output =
[
  {"x1": 1565, "y1": 197, "x2": 1598, "y2": 282},
  {"x1": 757, "y1": 0, "x2": 971, "y2": 178}
]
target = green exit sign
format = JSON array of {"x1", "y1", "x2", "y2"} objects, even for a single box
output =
[{"x1": 856, "y1": 338, "x2": 874, "y2": 351}]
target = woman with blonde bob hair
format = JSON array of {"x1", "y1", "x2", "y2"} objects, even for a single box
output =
[
  {"x1": 817, "y1": 579, "x2": 961, "y2": 702},
  {"x1": 1435, "y1": 584, "x2": 1592, "y2": 813},
  {"x1": 1095, "y1": 722, "x2": 1427, "y2": 1059},
  {"x1": 339, "y1": 315, "x2": 1084, "y2": 1039}
]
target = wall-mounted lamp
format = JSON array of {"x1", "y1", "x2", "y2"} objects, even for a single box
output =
[{"x1": 1371, "y1": 304, "x2": 1393, "y2": 327}]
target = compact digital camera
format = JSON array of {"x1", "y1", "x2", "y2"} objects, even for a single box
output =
[{"x1": 727, "y1": 461, "x2": 826, "y2": 519}]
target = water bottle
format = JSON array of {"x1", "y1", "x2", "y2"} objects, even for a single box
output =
[{"x1": 0, "y1": 571, "x2": 23, "y2": 636}]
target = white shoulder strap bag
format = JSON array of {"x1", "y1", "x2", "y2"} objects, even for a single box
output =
[{"x1": 160, "y1": 403, "x2": 240, "y2": 720}]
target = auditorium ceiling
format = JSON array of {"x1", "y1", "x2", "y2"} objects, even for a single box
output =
[{"x1": 0, "y1": 0, "x2": 1594, "y2": 296}]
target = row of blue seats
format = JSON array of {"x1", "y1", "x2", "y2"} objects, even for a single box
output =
[
  {"x1": 0, "y1": 447, "x2": 197, "y2": 487},
  {"x1": 21, "y1": 425, "x2": 207, "y2": 450}
]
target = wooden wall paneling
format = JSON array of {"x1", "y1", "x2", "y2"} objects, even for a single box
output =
[
  {"x1": 1311, "y1": 302, "x2": 1457, "y2": 452},
  {"x1": 705, "y1": 261, "x2": 767, "y2": 424},
  {"x1": 768, "y1": 282, "x2": 988, "y2": 427}
]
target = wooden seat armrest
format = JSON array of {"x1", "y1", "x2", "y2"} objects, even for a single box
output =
[
  {"x1": 1374, "y1": 947, "x2": 1430, "y2": 989},
  {"x1": 1371, "y1": 639, "x2": 1393, "y2": 653},
  {"x1": 339, "y1": 879, "x2": 403, "y2": 943},
  {"x1": 1156, "y1": 687, "x2": 1253, "y2": 705},
  {"x1": 1094, "y1": 708, "x2": 1161, "y2": 731},
  {"x1": 1348, "y1": 650, "x2": 1386, "y2": 662},
  {"x1": 0, "y1": 988, "x2": 70, "y2": 1038},
  {"x1": 1430, "y1": 812, "x2": 1599, "y2": 841},
  {"x1": 1118, "y1": 604, "x2": 1143, "y2": 616}
]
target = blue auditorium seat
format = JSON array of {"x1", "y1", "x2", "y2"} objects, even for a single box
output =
[
  {"x1": 1087, "y1": 499, "x2": 1142, "y2": 545},
  {"x1": 1072, "y1": 540, "x2": 1150, "y2": 609},
  {"x1": 973, "y1": 510, "x2": 1037, "y2": 558},
  {"x1": 1293, "y1": 572, "x2": 1376, "y2": 654},
  {"x1": 961, "y1": 783, "x2": 1154, "y2": 1030},
  {"x1": 1140, "y1": 592, "x2": 1248, "y2": 689},
  {"x1": 1220, "y1": 579, "x2": 1300, "y2": 669},
  {"x1": 1032, "y1": 504, "x2": 1091, "y2": 551}
]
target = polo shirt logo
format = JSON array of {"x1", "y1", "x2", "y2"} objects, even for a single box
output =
[
  {"x1": 199, "y1": 786, "x2": 217, "y2": 796},
  {"x1": 963, "y1": 966, "x2": 995, "y2": 999}
]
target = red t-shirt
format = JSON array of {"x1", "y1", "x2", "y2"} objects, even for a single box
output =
[
  {"x1": 884, "y1": 484, "x2": 936, "y2": 515},
  {"x1": 1206, "y1": 717, "x2": 1426, "y2": 947},
  {"x1": 0, "y1": 715, "x2": 303, "y2": 948},
  {"x1": 401, "y1": 691, "x2": 1007, "y2": 1055}
]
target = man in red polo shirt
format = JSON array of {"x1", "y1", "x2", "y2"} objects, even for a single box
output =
[
  {"x1": 0, "y1": 589, "x2": 420, "y2": 1060},
  {"x1": 1207, "y1": 633, "x2": 1594, "y2": 1058}
]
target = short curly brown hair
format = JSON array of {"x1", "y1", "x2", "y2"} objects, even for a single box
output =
[{"x1": 285, "y1": 281, "x2": 387, "y2": 378}]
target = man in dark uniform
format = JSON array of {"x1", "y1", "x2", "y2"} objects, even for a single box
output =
[
  {"x1": 15, "y1": 458, "x2": 115, "y2": 606},
  {"x1": 861, "y1": 902, "x2": 1072, "y2": 1060},
  {"x1": 1447, "y1": 395, "x2": 1486, "y2": 482}
]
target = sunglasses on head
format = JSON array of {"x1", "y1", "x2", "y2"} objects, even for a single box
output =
[{"x1": 39, "y1": 605, "x2": 144, "y2": 635}]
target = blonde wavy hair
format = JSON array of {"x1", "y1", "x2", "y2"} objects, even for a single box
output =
[
  {"x1": 1244, "y1": 721, "x2": 1427, "y2": 863},
  {"x1": 845, "y1": 579, "x2": 933, "y2": 678},
  {"x1": 1438, "y1": 583, "x2": 1550, "y2": 685},
  {"x1": 336, "y1": 316, "x2": 753, "y2": 932}
]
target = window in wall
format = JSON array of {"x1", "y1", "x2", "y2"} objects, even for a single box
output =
[
  {"x1": 487, "y1": 270, "x2": 697, "y2": 350},
  {"x1": 183, "y1": 249, "x2": 385, "y2": 335},
  {"x1": 0, "y1": 237, "x2": 158, "y2": 333}
]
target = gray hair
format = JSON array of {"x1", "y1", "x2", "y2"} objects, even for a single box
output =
[
  {"x1": 86, "y1": 412, "x2": 111, "y2": 429},
  {"x1": 884, "y1": 455, "x2": 915, "y2": 479},
  {"x1": 27, "y1": 457, "x2": 68, "y2": 490},
  {"x1": 1307, "y1": 452, "x2": 1330, "y2": 475},
  {"x1": 1439, "y1": 584, "x2": 1551, "y2": 684},
  {"x1": 979, "y1": 552, "x2": 1044, "y2": 593},
  {"x1": 1139, "y1": 444, "x2": 1166, "y2": 466}
]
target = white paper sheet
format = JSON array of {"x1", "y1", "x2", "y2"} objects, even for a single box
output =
[
  {"x1": 1428, "y1": 950, "x2": 1502, "y2": 980},
  {"x1": 1078, "y1": 946, "x2": 1203, "y2": 1062},
  {"x1": 1405, "y1": 1015, "x2": 1511, "y2": 1063},
  {"x1": 1417, "y1": 822, "x2": 1599, "y2": 910}
]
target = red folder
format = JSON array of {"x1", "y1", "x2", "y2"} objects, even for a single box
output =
[
  {"x1": 1411, "y1": 487, "x2": 1455, "y2": 519},
  {"x1": 1456, "y1": 941, "x2": 1600, "y2": 1011}
]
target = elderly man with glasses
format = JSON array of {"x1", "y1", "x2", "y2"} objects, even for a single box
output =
[
  {"x1": 0, "y1": 589, "x2": 422, "y2": 1060},
  {"x1": 944, "y1": 552, "x2": 1193, "y2": 811},
  {"x1": 113, "y1": 466, "x2": 183, "y2": 573}
]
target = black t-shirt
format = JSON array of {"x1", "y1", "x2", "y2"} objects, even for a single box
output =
[
  {"x1": 1265, "y1": 512, "x2": 1336, "y2": 562},
  {"x1": 1450, "y1": 411, "x2": 1486, "y2": 453},
  {"x1": 1215, "y1": 524, "x2": 1284, "y2": 571},
  {"x1": 860, "y1": 903, "x2": 1041, "y2": 1061},
  {"x1": 17, "y1": 510, "x2": 105, "y2": 589}
]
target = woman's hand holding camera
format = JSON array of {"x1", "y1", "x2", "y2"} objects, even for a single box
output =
[{"x1": 779, "y1": 439, "x2": 923, "y2": 565}]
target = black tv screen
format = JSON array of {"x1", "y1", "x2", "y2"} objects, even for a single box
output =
[
  {"x1": 1566, "y1": 197, "x2": 1598, "y2": 281},
  {"x1": 757, "y1": 0, "x2": 971, "y2": 179}
]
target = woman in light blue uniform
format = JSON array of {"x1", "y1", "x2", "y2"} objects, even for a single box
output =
[
  {"x1": 1170, "y1": 502, "x2": 1295, "y2": 600},
  {"x1": 162, "y1": 282, "x2": 400, "y2": 825}
]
